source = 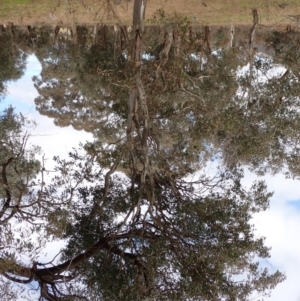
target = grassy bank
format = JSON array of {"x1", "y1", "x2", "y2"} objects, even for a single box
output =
[{"x1": 0, "y1": 0, "x2": 299, "y2": 26}]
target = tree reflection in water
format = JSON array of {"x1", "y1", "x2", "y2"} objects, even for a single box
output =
[{"x1": 1, "y1": 10, "x2": 300, "y2": 301}]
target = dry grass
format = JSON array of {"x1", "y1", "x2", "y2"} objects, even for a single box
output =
[{"x1": 0, "y1": 0, "x2": 299, "y2": 26}]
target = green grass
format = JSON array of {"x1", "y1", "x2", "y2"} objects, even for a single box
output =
[
  {"x1": 0, "y1": 0, "x2": 299, "y2": 26},
  {"x1": 0, "y1": 0, "x2": 57, "y2": 22},
  {"x1": 2, "y1": 0, "x2": 29, "y2": 3}
]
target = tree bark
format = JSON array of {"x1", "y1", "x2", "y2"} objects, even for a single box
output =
[{"x1": 133, "y1": 0, "x2": 147, "y2": 33}]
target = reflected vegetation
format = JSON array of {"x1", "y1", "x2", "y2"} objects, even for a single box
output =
[
  {"x1": 1, "y1": 4, "x2": 300, "y2": 300},
  {"x1": 0, "y1": 24, "x2": 27, "y2": 99}
]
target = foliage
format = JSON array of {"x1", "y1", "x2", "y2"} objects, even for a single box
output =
[
  {"x1": 0, "y1": 107, "x2": 44, "y2": 300},
  {"x1": 0, "y1": 30, "x2": 27, "y2": 99},
  {"x1": 0, "y1": 6, "x2": 294, "y2": 301},
  {"x1": 54, "y1": 150, "x2": 284, "y2": 300}
]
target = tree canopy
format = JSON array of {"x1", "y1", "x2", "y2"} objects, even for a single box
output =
[
  {"x1": 0, "y1": 26, "x2": 27, "y2": 99},
  {"x1": 0, "y1": 106, "x2": 285, "y2": 301}
]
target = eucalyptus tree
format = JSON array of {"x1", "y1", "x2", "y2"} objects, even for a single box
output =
[
  {"x1": 0, "y1": 131, "x2": 285, "y2": 301},
  {"x1": 33, "y1": 24, "x2": 129, "y2": 142},
  {"x1": 0, "y1": 29, "x2": 27, "y2": 99},
  {"x1": 0, "y1": 107, "x2": 43, "y2": 299},
  {"x1": 0, "y1": 107, "x2": 41, "y2": 222},
  {"x1": 47, "y1": 146, "x2": 285, "y2": 301},
  {"x1": 206, "y1": 27, "x2": 300, "y2": 177},
  {"x1": 0, "y1": 3, "x2": 291, "y2": 300}
]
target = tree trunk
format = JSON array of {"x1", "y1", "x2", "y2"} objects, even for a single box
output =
[{"x1": 133, "y1": 0, "x2": 147, "y2": 33}]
